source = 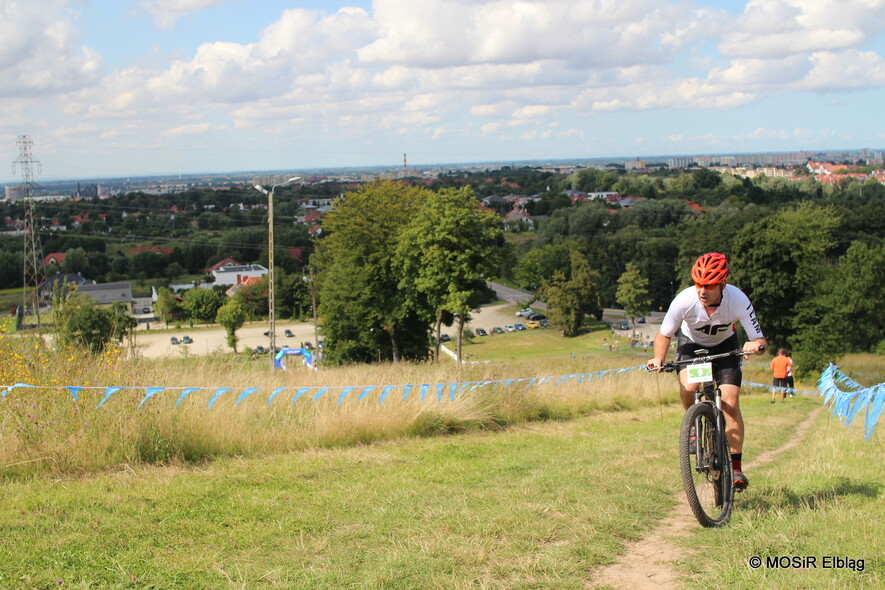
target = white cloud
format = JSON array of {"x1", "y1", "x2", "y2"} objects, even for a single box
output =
[
  {"x1": 719, "y1": 0, "x2": 885, "y2": 58},
  {"x1": 0, "y1": 0, "x2": 102, "y2": 99},
  {"x1": 162, "y1": 123, "x2": 226, "y2": 137},
  {"x1": 139, "y1": 0, "x2": 226, "y2": 30},
  {"x1": 358, "y1": 0, "x2": 720, "y2": 69},
  {"x1": 707, "y1": 56, "x2": 810, "y2": 87},
  {"x1": 797, "y1": 50, "x2": 885, "y2": 92}
]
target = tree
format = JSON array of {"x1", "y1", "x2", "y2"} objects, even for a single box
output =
[
  {"x1": 513, "y1": 241, "x2": 573, "y2": 291},
  {"x1": 395, "y1": 186, "x2": 503, "y2": 362},
  {"x1": 61, "y1": 247, "x2": 89, "y2": 275},
  {"x1": 616, "y1": 262, "x2": 652, "y2": 327},
  {"x1": 730, "y1": 203, "x2": 840, "y2": 349},
  {"x1": 216, "y1": 299, "x2": 247, "y2": 352},
  {"x1": 315, "y1": 181, "x2": 433, "y2": 364},
  {"x1": 539, "y1": 249, "x2": 602, "y2": 337},
  {"x1": 791, "y1": 240, "x2": 885, "y2": 374},
  {"x1": 154, "y1": 287, "x2": 182, "y2": 324},
  {"x1": 52, "y1": 292, "x2": 133, "y2": 354},
  {"x1": 180, "y1": 288, "x2": 224, "y2": 324}
]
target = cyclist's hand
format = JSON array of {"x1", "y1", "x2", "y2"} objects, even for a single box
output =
[
  {"x1": 742, "y1": 340, "x2": 765, "y2": 357},
  {"x1": 646, "y1": 358, "x2": 663, "y2": 372}
]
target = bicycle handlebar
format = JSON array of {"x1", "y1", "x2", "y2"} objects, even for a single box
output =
[{"x1": 651, "y1": 345, "x2": 765, "y2": 373}]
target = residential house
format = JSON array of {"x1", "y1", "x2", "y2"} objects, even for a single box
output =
[
  {"x1": 225, "y1": 275, "x2": 263, "y2": 297},
  {"x1": 43, "y1": 252, "x2": 67, "y2": 267},
  {"x1": 78, "y1": 282, "x2": 134, "y2": 312},
  {"x1": 39, "y1": 272, "x2": 91, "y2": 300},
  {"x1": 503, "y1": 208, "x2": 536, "y2": 230},
  {"x1": 212, "y1": 264, "x2": 269, "y2": 287},
  {"x1": 205, "y1": 257, "x2": 241, "y2": 273}
]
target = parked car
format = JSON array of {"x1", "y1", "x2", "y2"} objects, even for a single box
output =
[
  {"x1": 180, "y1": 335, "x2": 193, "y2": 344},
  {"x1": 492, "y1": 326, "x2": 505, "y2": 334},
  {"x1": 619, "y1": 322, "x2": 630, "y2": 330},
  {"x1": 526, "y1": 320, "x2": 540, "y2": 329},
  {"x1": 254, "y1": 346, "x2": 267, "y2": 355},
  {"x1": 540, "y1": 319, "x2": 550, "y2": 328},
  {"x1": 440, "y1": 334, "x2": 451, "y2": 342},
  {"x1": 528, "y1": 313, "x2": 546, "y2": 321},
  {"x1": 505, "y1": 325, "x2": 515, "y2": 332},
  {"x1": 284, "y1": 329, "x2": 294, "y2": 337},
  {"x1": 637, "y1": 317, "x2": 646, "y2": 324},
  {"x1": 515, "y1": 323, "x2": 526, "y2": 331},
  {"x1": 170, "y1": 337, "x2": 179, "y2": 345},
  {"x1": 515, "y1": 308, "x2": 533, "y2": 317},
  {"x1": 475, "y1": 328, "x2": 488, "y2": 336}
]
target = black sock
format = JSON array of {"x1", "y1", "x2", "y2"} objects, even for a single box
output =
[{"x1": 731, "y1": 453, "x2": 742, "y2": 472}]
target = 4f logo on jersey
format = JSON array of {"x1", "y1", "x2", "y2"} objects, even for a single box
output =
[{"x1": 698, "y1": 324, "x2": 730, "y2": 335}]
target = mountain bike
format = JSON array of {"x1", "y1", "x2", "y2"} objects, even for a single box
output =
[{"x1": 656, "y1": 346, "x2": 762, "y2": 527}]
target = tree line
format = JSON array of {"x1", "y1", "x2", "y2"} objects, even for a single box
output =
[{"x1": 6, "y1": 164, "x2": 883, "y2": 374}]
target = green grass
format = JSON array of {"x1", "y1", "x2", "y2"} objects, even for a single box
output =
[
  {"x1": 0, "y1": 394, "x2": 880, "y2": 588},
  {"x1": 458, "y1": 322, "x2": 636, "y2": 363},
  {"x1": 1, "y1": 328, "x2": 881, "y2": 587}
]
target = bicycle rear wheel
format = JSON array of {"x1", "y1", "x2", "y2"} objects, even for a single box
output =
[{"x1": 680, "y1": 402, "x2": 734, "y2": 527}]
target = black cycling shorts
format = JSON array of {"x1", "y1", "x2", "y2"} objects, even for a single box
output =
[{"x1": 676, "y1": 333, "x2": 742, "y2": 387}]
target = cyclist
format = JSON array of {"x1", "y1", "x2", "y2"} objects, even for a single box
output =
[{"x1": 647, "y1": 253, "x2": 767, "y2": 491}]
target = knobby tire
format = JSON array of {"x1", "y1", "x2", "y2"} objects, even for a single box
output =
[{"x1": 680, "y1": 402, "x2": 734, "y2": 527}]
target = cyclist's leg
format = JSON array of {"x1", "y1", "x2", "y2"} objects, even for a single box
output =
[
  {"x1": 675, "y1": 335, "x2": 701, "y2": 408},
  {"x1": 677, "y1": 369, "x2": 699, "y2": 409},
  {"x1": 719, "y1": 383, "x2": 743, "y2": 455}
]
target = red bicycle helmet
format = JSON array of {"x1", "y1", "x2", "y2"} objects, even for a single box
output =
[{"x1": 692, "y1": 252, "x2": 729, "y2": 285}]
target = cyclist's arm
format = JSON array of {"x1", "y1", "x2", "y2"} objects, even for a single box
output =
[{"x1": 647, "y1": 331, "x2": 672, "y2": 370}]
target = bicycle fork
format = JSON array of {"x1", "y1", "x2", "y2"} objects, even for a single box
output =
[{"x1": 693, "y1": 384, "x2": 724, "y2": 473}]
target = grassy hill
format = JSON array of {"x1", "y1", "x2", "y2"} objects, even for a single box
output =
[{"x1": 0, "y1": 330, "x2": 881, "y2": 587}]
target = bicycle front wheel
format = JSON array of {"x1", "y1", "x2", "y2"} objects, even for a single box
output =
[{"x1": 680, "y1": 402, "x2": 734, "y2": 527}]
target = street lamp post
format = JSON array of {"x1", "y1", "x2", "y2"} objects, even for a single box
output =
[{"x1": 254, "y1": 176, "x2": 301, "y2": 369}]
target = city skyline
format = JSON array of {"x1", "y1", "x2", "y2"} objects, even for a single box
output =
[{"x1": 2, "y1": 0, "x2": 884, "y2": 183}]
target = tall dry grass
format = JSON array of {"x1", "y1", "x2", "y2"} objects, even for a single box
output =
[{"x1": 0, "y1": 332, "x2": 676, "y2": 479}]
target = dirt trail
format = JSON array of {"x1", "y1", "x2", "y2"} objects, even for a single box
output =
[{"x1": 588, "y1": 406, "x2": 823, "y2": 590}]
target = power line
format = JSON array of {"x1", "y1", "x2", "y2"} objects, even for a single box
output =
[{"x1": 12, "y1": 135, "x2": 44, "y2": 329}]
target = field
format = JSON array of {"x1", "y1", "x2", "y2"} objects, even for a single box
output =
[{"x1": 0, "y1": 326, "x2": 882, "y2": 588}]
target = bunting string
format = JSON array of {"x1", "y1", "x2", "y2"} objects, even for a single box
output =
[
  {"x1": 1, "y1": 366, "x2": 649, "y2": 410},
  {"x1": 2, "y1": 363, "x2": 882, "y2": 438}
]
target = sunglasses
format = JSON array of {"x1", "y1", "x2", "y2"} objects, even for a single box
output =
[{"x1": 695, "y1": 282, "x2": 723, "y2": 289}]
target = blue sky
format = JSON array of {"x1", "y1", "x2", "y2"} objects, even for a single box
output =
[{"x1": 2, "y1": 0, "x2": 884, "y2": 181}]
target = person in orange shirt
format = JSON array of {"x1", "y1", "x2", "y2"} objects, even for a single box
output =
[{"x1": 770, "y1": 348, "x2": 791, "y2": 403}]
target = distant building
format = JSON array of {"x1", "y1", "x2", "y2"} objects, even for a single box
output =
[
  {"x1": 205, "y1": 257, "x2": 241, "y2": 273},
  {"x1": 225, "y1": 275, "x2": 263, "y2": 297},
  {"x1": 43, "y1": 252, "x2": 67, "y2": 267},
  {"x1": 212, "y1": 264, "x2": 268, "y2": 287},
  {"x1": 4, "y1": 186, "x2": 25, "y2": 201},
  {"x1": 503, "y1": 208, "x2": 536, "y2": 230},
  {"x1": 39, "y1": 272, "x2": 91, "y2": 300},
  {"x1": 78, "y1": 282, "x2": 134, "y2": 311}
]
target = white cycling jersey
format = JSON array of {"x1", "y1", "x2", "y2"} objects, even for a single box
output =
[{"x1": 660, "y1": 284, "x2": 764, "y2": 347}]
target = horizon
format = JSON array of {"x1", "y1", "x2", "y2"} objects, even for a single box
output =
[{"x1": 6, "y1": 146, "x2": 883, "y2": 187}]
